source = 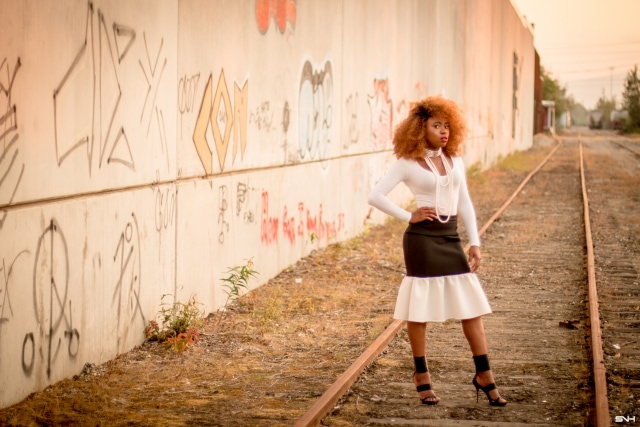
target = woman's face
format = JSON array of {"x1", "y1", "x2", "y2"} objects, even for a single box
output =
[{"x1": 424, "y1": 116, "x2": 450, "y2": 150}]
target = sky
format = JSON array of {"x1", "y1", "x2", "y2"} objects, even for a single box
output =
[{"x1": 512, "y1": 0, "x2": 640, "y2": 110}]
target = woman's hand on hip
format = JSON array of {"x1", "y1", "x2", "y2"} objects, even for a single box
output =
[
  {"x1": 468, "y1": 245, "x2": 482, "y2": 272},
  {"x1": 409, "y1": 206, "x2": 437, "y2": 223}
]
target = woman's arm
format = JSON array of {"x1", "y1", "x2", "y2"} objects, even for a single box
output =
[
  {"x1": 367, "y1": 159, "x2": 413, "y2": 222},
  {"x1": 456, "y1": 158, "x2": 481, "y2": 247}
]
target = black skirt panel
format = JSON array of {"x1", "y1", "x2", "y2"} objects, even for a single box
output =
[{"x1": 403, "y1": 216, "x2": 471, "y2": 278}]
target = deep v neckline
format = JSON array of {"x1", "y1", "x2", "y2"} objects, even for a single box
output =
[{"x1": 418, "y1": 156, "x2": 453, "y2": 177}]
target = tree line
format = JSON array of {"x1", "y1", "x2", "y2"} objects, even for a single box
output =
[{"x1": 542, "y1": 65, "x2": 640, "y2": 133}]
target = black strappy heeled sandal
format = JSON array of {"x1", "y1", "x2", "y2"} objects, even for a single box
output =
[
  {"x1": 413, "y1": 356, "x2": 440, "y2": 405},
  {"x1": 472, "y1": 355, "x2": 507, "y2": 407},
  {"x1": 413, "y1": 372, "x2": 440, "y2": 405},
  {"x1": 472, "y1": 375, "x2": 507, "y2": 406}
]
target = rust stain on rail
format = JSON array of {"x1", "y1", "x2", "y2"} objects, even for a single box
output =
[{"x1": 579, "y1": 139, "x2": 610, "y2": 427}]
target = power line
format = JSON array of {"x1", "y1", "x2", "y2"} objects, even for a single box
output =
[
  {"x1": 548, "y1": 64, "x2": 639, "y2": 72},
  {"x1": 543, "y1": 48, "x2": 640, "y2": 56},
  {"x1": 543, "y1": 63, "x2": 638, "y2": 75},
  {"x1": 538, "y1": 40, "x2": 640, "y2": 52},
  {"x1": 540, "y1": 52, "x2": 639, "y2": 61},
  {"x1": 541, "y1": 53, "x2": 640, "y2": 63}
]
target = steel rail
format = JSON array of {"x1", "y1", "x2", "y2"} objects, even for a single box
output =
[
  {"x1": 579, "y1": 140, "x2": 610, "y2": 427},
  {"x1": 292, "y1": 318, "x2": 405, "y2": 427},
  {"x1": 614, "y1": 140, "x2": 640, "y2": 157},
  {"x1": 294, "y1": 140, "x2": 562, "y2": 426}
]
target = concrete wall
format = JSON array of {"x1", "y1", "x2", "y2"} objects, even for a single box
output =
[{"x1": 0, "y1": 0, "x2": 534, "y2": 408}]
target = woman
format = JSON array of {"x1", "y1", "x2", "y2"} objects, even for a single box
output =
[{"x1": 368, "y1": 96, "x2": 506, "y2": 406}]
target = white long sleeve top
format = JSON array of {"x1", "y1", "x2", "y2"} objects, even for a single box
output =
[{"x1": 367, "y1": 156, "x2": 481, "y2": 246}]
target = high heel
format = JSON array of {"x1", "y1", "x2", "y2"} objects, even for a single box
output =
[
  {"x1": 472, "y1": 354, "x2": 507, "y2": 406},
  {"x1": 472, "y1": 375, "x2": 507, "y2": 406},
  {"x1": 413, "y1": 372, "x2": 439, "y2": 405}
]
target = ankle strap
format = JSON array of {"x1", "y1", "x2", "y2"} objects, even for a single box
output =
[
  {"x1": 414, "y1": 356, "x2": 429, "y2": 373},
  {"x1": 473, "y1": 354, "x2": 491, "y2": 373}
]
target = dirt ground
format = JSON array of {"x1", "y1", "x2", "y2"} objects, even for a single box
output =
[{"x1": 0, "y1": 131, "x2": 610, "y2": 427}]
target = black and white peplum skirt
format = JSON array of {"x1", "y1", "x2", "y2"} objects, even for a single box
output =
[{"x1": 393, "y1": 216, "x2": 492, "y2": 322}]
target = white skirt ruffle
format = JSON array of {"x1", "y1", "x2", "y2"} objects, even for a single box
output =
[{"x1": 393, "y1": 272, "x2": 492, "y2": 322}]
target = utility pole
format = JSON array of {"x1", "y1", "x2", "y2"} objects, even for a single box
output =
[{"x1": 610, "y1": 67, "x2": 614, "y2": 104}]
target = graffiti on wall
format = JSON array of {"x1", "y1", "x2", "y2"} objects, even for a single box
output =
[
  {"x1": 255, "y1": 0, "x2": 297, "y2": 35},
  {"x1": 0, "y1": 195, "x2": 169, "y2": 381},
  {"x1": 0, "y1": 57, "x2": 24, "y2": 230},
  {"x1": 249, "y1": 100, "x2": 292, "y2": 164},
  {"x1": 178, "y1": 72, "x2": 201, "y2": 137},
  {"x1": 112, "y1": 213, "x2": 145, "y2": 353},
  {"x1": 249, "y1": 101, "x2": 275, "y2": 138},
  {"x1": 395, "y1": 98, "x2": 411, "y2": 129},
  {"x1": 26, "y1": 219, "x2": 80, "y2": 378},
  {"x1": 0, "y1": 251, "x2": 29, "y2": 354},
  {"x1": 260, "y1": 191, "x2": 345, "y2": 246},
  {"x1": 139, "y1": 33, "x2": 170, "y2": 171},
  {"x1": 512, "y1": 52, "x2": 524, "y2": 139},
  {"x1": 154, "y1": 186, "x2": 176, "y2": 261},
  {"x1": 0, "y1": 1, "x2": 178, "y2": 388},
  {"x1": 54, "y1": 3, "x2": 130, "y2": 173},
  {"x1": 217, "y1": 185, "x2": 230, "y2": 244},
  {"x1": 53, "y1": 2, "x2": 169, "y2": 176},
  {"x1": 368, "y1": 77, "x2": 393, "y2": 150},
  {"x1": 213, "y1": 180, "x2": 259, "y2": 245},
  {"x1": 193, "y1": 70, "x2": 248, "y2": 174},
  {"x1": 343, "y1": 92, "x2": 360, "y2": 148},
  {"x1": 2, "y1": 208, "x2": 153, "y2": 378},
  {"x1": 344, "y1": 83, "x2": 414, "y2": 152},
  {"x1": 298, "y1": 60, "x2": 333, "y2": 164},
  {"x1": 236, "y1": 181, "x2": 259, "y2": 225}
]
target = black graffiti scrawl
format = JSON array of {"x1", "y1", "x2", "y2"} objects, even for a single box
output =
[
  {"x1": 112, "y1": 213, "x2": 145, "y2": 353},
  {"x1": 26, "y1": 219, "x2": 79, "y2": 378},
  {"x1": 53, "y1": 2, "x2": 136, "y2": 175},
  {"x1": 0, "y1": 57, "x2": 25, "y2": 229}
]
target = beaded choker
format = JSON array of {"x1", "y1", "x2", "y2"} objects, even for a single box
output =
[{"x1": 425, "y1": 147, "x2": 442, "y2": 158}]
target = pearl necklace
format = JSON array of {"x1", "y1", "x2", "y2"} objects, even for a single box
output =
[
  {"x1": 424, "y1": 149, "x2": 454, "y2": 223},
  {"x1": 425, "y1": 147, "x2": 442, "y2": 158}
]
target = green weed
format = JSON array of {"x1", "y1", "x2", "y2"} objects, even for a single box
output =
[
  {"x1": 216, "y1": 258, "x2": 259, "y2": 328},
  {"x1": 145, "y1": 294, "x2": 203, "y2": 353},
  {"x1": 221, "y1": 258, "x2": 259, "y2": 307}
]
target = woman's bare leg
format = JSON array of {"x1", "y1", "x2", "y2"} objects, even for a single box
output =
[
  {"x1": 407, "y1": 321, "x2": 440, "y2": 403},
  {"x1": 407, "y1": 321, "x2": 427, "y2": 355},
  {"x1": 461, "y1": 316, "x2": 505, "y2": 403}
]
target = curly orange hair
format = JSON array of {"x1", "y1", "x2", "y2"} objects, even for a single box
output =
[{"x1": 393, "y1": 95, "x2": 468, "y2": 159}]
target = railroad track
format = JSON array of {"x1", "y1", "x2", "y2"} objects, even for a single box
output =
[
  {"x1": 583, "y1": 137, "x2": 640, "y2": 424},
  {"x1": 295, "y1": 136, "x2": 640, "y2": 427}
]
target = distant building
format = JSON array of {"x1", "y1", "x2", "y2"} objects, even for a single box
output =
[
  {"x1": 542, "y1": 100, "x2": 556, "y2": 134},
  {"x1": 533, "y1": 51, "x2": 544, "y2": 134}
]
